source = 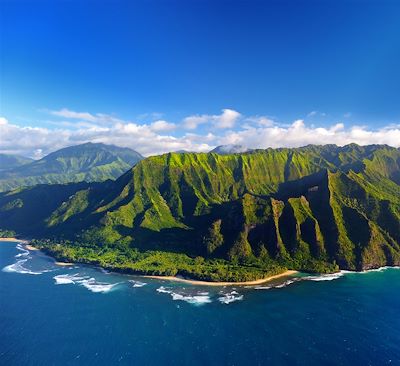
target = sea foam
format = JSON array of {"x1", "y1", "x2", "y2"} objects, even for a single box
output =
[
  {"x1": 54, "y1": 273, "x2": 119, "y2": 293},
  {"x1": 2, "y1": 243, "x2": 55, "y2": 275},
  {"x1": 129, "y1": 280, "x2": 147, "y2": 288},
  {"x1": 254, "y1": 277, "x2": 303, "y2": 290},
  {"x1": 156, "y1": 286, "x2": 212, "y2": 305},
  {"x1": 171, "y1": 293, "x2": 212, "y2": 304},
  {"x1": 2, "y1": 259, "x2": 44, "y2": 275},
  {"x1": 218, "y1": 290, "x2": 244, "y2": 304},
  {"x1": 15, "y1": 244, "x2": 30, "y2": 258},
  {"x1": 303, "y1": 272, "x2": 344, "y2": 281},
  {"x1": 53, "y1": 273, "x2": 89, "y2": 285},
  {"x1": 79, "y1": 278, "x2": 120, "y2": 293}
]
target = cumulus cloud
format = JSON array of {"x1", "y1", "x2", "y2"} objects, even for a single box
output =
[
  {"x1": 183, "y1": 108, "x2": 241, "y2": 129},
  {"x1": 0, "y1": 116, "x2": 212, "y2": 158},
  {"x1": 1, "y1": 109, "x2": 399, "y2": 159},
  {"x1": 218, "y1": 119, "x2": 400, "y2": 149},
  {"x1": 183, "y1": 115, "x2": 209, "y2": 130},
  {"x1": 245, "y1": 116, "x2": 275, "y2": 127},
  {"x1": 217, "y1": 109, "x2": 241, "y2": 128},
  {"x1": 149, "y1": 120, "x2": 176, "y2": 132}
]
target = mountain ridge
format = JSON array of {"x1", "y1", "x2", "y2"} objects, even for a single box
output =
[
  {"x1": 0, "y1": 153, "x2": 34, "y2": 171},
  {"x1": 1, "y1": 143, "x2": 399, "y2": 281},
  {"x1": 0, "y1": 142, "x2": 143, "y2": 192}
]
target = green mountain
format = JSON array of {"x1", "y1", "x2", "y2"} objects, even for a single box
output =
[
  {"x1": 1, "y1": 144, "x2": 400, "y2": 281},
  {"x1": 0, "y1": 153, "x2": 33, "y2": 171},
  {"x1": 0, "y1": 143, "x2": 143, "y2": 192}
]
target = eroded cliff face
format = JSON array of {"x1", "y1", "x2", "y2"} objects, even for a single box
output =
[{"x1": 1, "y1": 144, "x2": 400, "y2": 272}]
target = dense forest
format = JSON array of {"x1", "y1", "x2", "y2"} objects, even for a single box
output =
[{"x1": 1, "y1": 144, "x2": 400, "y2": 281}]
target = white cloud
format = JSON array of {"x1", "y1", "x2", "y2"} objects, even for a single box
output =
[
  {"x1": 217, "y1": 109, "x2": 241, "y2": 129},
  {"x1": 183, "y1": 108, "x2": 241, "y2": 129},
  {"x1": 218, "y1": 119, "x2": 400, "y2": 149},
  {"x1": 182, "y1": 115, "x2": 210, "y2": 130},
  {"x1": 1, "y1": 109, "x2": 400, "y2": 159},
  {"x1": 47, "y1": 108, "x2": 125, "y2": 125},
  {"x1": 49, "y1": 108, "x2": 97, "y2": 122},
  {"x1": 245, "y1": 116, "x2": 275, "y2": 127},
  {"x1": 33, "y1": 149, "x2": 43, "y2": 159},
  {"x1": 0, "y1": 116, "x2": 212, "y2": 158},
  {"x1": 150, "y1": 120, "x2": 177, "y2": 132}
]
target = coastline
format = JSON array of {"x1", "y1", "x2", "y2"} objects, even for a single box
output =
[
  {"x1": 26, "y1": 244, "x2": 39, "y2": 251},
  {"x1": 0, "y1": 238, "x2": 75, "y2": 266},
  {"x1": 144, "y1": 270, "x2": 298, "y2": 286},
  {"x1": 3, "y1": 237, "x2": 399, "y2": 284},
  {"x1": 0, "y1": 237, "x2": 29, "y2": 244},
  {"x1": 3, "y1": 237, "x2": 298, "y2": 285},
  {"x1": 54, "y1": 261, "x2": 75, "y2": 266}
]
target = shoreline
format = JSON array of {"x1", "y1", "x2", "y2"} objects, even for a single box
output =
[
  {"x1": 54, "y1": 261, "x2": 75, "y2": 266},
  {"x1": 6, "y1": 236, "x2": 396, "y2": 285},
  {"x1": 0, "y1": 237, "x2": 299, "y2": 285},
  {"x1": 26, "y1": 244, "x2": 39, "y2": 251},
  {"x1": 0, "y1": 238, "x2": 75, "y2": 266},
  {"x1": 0, "y1": 237, "x2": 29, "y2": 244},
  {"x1": 143, "y1": 270, "x2": 298, "y2": 286}
]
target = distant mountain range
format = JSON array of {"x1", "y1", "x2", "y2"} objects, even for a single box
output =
[
  {"x1": 0, "y1": 143, "x2": 143, "y2": 192},
  {"x1": 0, "y1": 153, "x2": 34, "y2": 171},
  {"x1": 1, "y1": 143, "x2": 400, "y2": 281}
]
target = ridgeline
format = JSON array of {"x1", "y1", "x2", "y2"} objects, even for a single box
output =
[{"x1": 1, "y1": 144, "x2": 400, "y2": 281}]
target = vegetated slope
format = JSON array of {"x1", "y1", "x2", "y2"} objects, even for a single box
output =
[
  {"x1": 0, "y1": 143, "x2": 143, "y2": 192},
  {"x1": 0, "y1": 153, "x2": 33, "y2": 171},
  {"x1": 1, "y1": 144, "x2": 399, "y2": 275}
]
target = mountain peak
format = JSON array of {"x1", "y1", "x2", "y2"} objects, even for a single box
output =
[
  {"x1": 210, "y1": 144, "x2": 250, "y2": 155},
  {"x1": 0, "y1": 143, "x2": 143, "y2": 192}
]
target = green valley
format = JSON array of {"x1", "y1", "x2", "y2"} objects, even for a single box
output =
[{"x1": 1, "y1": 144, "x2": 399, "y2": 281}]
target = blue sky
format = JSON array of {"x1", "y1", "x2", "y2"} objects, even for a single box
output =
[{"x1": 1, "y1": 0, "x2": 400, "y2": 157}]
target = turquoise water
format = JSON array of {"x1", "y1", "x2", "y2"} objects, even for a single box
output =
[{"x1": 1, "y1": 241, "x2": 400, "y2": 366}]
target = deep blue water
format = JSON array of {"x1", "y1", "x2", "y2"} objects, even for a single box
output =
[{"x1": 1, "y1": 241, "x2": 400, "y2": 366}]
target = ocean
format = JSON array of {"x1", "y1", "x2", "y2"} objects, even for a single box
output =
[{"x1": 1, "y1": 240, "x2": 399, "y2": 365}]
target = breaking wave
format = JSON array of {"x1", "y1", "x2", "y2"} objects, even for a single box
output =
[
  {"x1": 357, "y1": 266, "x2": 400, "y2": 274},
  {"x1": 3, "y1": 244, "x2": 53, "y2": 275},
  {"x1": 129, "y1": 280, "x2": 147, "y2": 288},
  {"x1": 15, "y1": 244, "x2": 30, "y2": 258},
  {"x1": 254, "y1": 278, "x2": 301, "y2": 290},
  {"x1": 54, "y1": 273, "x2": 89, "y2": 285},
  {"x1": 303, "y1": 272, "x2": 345, "y2": 281},
  {"x1": 80, "y1": 278, "x2": 120, "y2": 293},
  {"x1": 218, "y1": 290, "x2": 244, "y2": 304},
  {"x1": 157, "y1": 286, "x2": 212, "y2": 305},
  {"x1": 2, "y1": 259, "x2": 44, "y2": 275},
  {"x1": 54, "y1": 273, "x2": 120, "y2": 293}
]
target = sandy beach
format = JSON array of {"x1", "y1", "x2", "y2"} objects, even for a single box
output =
[
  {"x1": 0, "y1": 237, "x2": 29, "y2": 244},
  {"x1": 1, "y1": 237, "x2": 297, "y2": 285},
  {"x1": 55, "y1": 261, "x2": 75, "y2": 266},
  {"x1": 26, "y1": 244, "x2": 39, "y2": 251},
  {"x1": 144, "y1": 270, "x2": 298, "y2": 286}
]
